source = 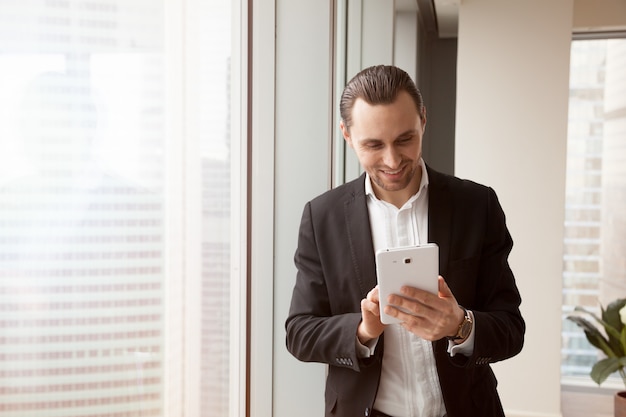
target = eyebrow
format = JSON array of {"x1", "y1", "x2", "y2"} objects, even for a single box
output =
[
  {"x1": 360, "y1": 129, "x2": 418, "y2": 143},
  {"x1": 395, "y1": 129, "x2": 418, "y2": 139}
]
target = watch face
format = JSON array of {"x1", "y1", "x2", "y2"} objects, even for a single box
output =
[{"x1": 460, "y1": 319, "x2": 472, "y2": 338}]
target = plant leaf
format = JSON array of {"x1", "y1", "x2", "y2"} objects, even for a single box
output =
[
  {"x1": 604, "y1": 299, "x2": 626, "y2": 329},
  {"x1": 591, "y1": 357, "x2": 623, "y2": 385},
  {"x1": 567, "y1": 315, "x2": 615, "y2": 357},
  {"x1": 604, "y1": 300, "x2": 626, "y2": 356},
  {"x1": 574, "y1": 306, "x2": 624, "y2": 356}
]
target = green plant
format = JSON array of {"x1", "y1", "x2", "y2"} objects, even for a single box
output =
[{"x1": 567, "y1": 298, "x2": 626, "y2": 387}]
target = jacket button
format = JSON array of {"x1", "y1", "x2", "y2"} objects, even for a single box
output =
[{"x1": 365, "y1": 407, "x2": 371, "y2": 416}]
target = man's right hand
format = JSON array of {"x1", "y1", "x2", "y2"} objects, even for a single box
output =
[{"x1": 357, "y1": 286, "x2": 386, "y2": 344}]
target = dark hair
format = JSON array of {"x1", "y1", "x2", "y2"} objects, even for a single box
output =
[{"x1": 339, "y1": 65, "x2": 425, "y2": 130}]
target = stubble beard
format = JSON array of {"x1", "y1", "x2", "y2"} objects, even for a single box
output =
[{"x1": 372, "y1": 161, "x2": 419, "y2": 192}]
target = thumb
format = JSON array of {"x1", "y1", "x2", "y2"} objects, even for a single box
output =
[{"x1": 438, "y1": 275, "x2": 454, "y2": 299}]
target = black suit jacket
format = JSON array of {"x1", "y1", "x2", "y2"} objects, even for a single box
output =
[{"x1": 285, "y1": 165, "x2": 525, "y2": 417}]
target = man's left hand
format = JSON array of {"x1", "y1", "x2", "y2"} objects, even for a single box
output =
[{"x1": 384, "y1": 275, "x2": 465, "y2": 341}]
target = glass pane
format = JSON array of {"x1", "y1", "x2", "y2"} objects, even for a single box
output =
[
  {"x1": 0, "y1": 2, "x2": 165, "y2": 416},
  {"x1": 561, "y1": 38, "x2": 626, "y2": 384},
  {"x1": 0, "y1": 1, "x2": 240, "y2": 416},
  {"x1": 199, "y1": 1, "x2": 232, "y2": 415}
]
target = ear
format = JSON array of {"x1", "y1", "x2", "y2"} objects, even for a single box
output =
[
  {"x1": 340, "y1": 120, "x2": 353, "y2": 148},
  {"x1": 420, "y1": 107, "x2": 427, "y2": 134}
]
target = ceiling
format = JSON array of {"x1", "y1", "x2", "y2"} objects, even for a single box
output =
[
  {"x1": 398, "y1": 0, "x2": 626, "y2": 38},
  {"x1": 433, "y1": 0, "x2": 460, "y2": 38},
  {"x1": 396, "y1": 0, "x2": 460, "y2": 38}
]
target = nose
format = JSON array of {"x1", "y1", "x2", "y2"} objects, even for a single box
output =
[{"x1": 382, "y1": 146, "x2": 402, "y2": 169}]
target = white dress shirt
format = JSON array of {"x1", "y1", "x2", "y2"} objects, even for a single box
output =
[{"x1": 358, "y1": 159, "x2": 475, "y2": 417}]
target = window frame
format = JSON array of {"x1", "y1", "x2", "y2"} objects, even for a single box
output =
[
  {"x1": 560, "y1": 31, "x2": 626, "y2": 405},
  {"x1": 163, "y1": 0, "x2": 272, "y2": 416}
]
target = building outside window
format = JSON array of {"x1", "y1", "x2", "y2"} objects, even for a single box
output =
[{"x1": 0, "y1": 1, "x2": 239, "y2": 416}]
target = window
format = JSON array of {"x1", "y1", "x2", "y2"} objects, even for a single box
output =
[
  {"x1": 561, "y1": 37, "x2": 626, "y2": 386},
  {"x1": 0, "y1": 1, "x2": 243, "y2": 416}
]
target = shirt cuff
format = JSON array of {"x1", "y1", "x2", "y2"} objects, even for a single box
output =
[
  {"x1": 355, "y1": 336, "x2": 379, "y2": 358},
  {"x1": 447, "y1": 310, "x2": 476, "y2": 357}
]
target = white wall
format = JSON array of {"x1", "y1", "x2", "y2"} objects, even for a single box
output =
[{"x1": 455, "y1": 1, "x2": 573, "y2": 416}]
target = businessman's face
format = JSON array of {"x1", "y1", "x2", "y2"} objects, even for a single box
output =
[{"x1": 340, "y1": 90, "x2": 426, "y2": 207}]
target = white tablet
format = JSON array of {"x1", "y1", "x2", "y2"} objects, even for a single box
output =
[{"x1": 375, "y1": 243, "x2": 439, "y2": 325}]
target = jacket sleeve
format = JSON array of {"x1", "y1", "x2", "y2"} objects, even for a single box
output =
[
  {"x1": 285, "y1": 201, "x2": 377, "y2": 372},
  {"x1": 475, "y1": 187, "x2": 524, "y2": 361},
  {"x1": 444, "y1": 186, "x2": 525, "y2": 368}
]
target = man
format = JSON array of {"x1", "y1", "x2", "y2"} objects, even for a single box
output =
[{"x1": 285, "y1": 65, "x2": 525, "y2": 417}]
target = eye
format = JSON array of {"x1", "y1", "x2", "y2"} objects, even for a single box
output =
[{"x1": 363, "y1": 142, "x2": 383, "y2": 150}]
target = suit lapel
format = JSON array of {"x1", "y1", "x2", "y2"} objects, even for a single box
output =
[
  {"x1": 427, "y1": 166, "x2": 452, "y2": 277},
  {"x1": 344, "y1": 175, "x2": 377, "y2": 298}
]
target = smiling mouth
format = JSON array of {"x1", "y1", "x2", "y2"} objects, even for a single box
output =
[{"x1": 381, "y1": 166, "x2": 404, "y2": 176}]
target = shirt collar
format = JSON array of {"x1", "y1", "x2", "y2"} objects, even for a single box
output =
[{"x1": 365, "y1": 158, "x2": 429, "y2": 203}]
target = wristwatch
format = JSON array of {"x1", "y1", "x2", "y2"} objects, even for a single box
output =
[{"x1": 448, "y1": 306, "x2": 473, "y2": 341}]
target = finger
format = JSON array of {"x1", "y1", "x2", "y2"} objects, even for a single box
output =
[
  {"x1": 401, "y1": 319, "x2": 439, "y2": 341},
  {"x1": 361, "y1": 297, "x2": 380, "y2": 317},
  {"x1": 397, "y1": 287, "x2": 437, "y2": 311},
  {"x1": 383, "y1": 304, "x2": 404, "y2": 320},
  {"x1": 400, "y1": 283, "x2": 438, "y2": 301},
  {"x1": 367, "y1": 286, "x2": 380, "y2": 303},
  {"x1": 387, "y1": 294, "x2": 428, "y2": 319},
  {"x1": 437, "y1": 276, "x2": 456, "y2": 301},
  {"x1": 390, "y1": 308, "x2": 432, "y2": 336}
]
